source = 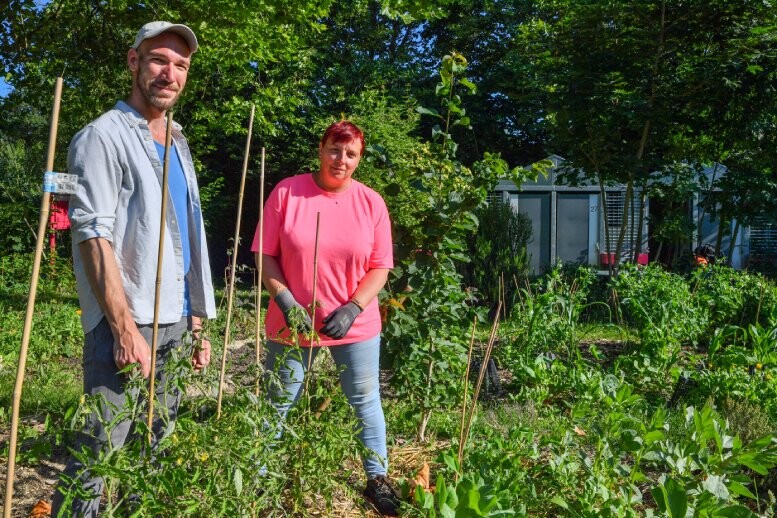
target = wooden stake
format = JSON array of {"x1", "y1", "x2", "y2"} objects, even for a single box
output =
[
  {"x1": 217, "y1": 106, "x2": 255, "y2": 418},
  {"x1": 500, "y1": 272, "x2": 507, "y2": 320},
  {"x1": 302, "y1": 212, "x2": 321, "y2": 396},
  {"x1": 417, "y1": 337, "x2": 436, "y2": 443},
  {"x1": 255, "y1": 147, "x2": 266, "y2": 397},
  {"x1": 457, "y1": 316, "x2": 478, "y2": 476},
  {"x1": 4, "y1": 77, "x2": 63, "y2": 518},
  {"x1": 146, "y1": 112, "x2": 174, "y2": 443},
  {"x1": 459, "y1": 301, "x2": 501, "y2": 473}
]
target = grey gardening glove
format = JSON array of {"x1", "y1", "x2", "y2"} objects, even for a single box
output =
[
  {"x1": 320, "y1": 301, "x2": 362, "y2": 339},
  {"x1": 274, "y1": 289, "x2": 312, "y2": 333}
]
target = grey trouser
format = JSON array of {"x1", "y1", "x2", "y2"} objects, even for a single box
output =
[{"x1": 51, "y1": 316, "x2": 189, "y2": 518}]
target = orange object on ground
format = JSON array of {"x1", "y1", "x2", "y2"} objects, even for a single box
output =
[{"x1": 29, "y1": 499, "x2": 51, "y2": 518}]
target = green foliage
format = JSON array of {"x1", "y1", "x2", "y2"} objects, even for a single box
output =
[
  {"x1": 693, "y1": 265, "x2": 777, "y2": 331},
  {"x1": 7, "y1": 245, "x2": 777, "y2": 515},
  {"x1": 0, "y1": 135, "x2": 45, "y2": 252},
  {"x1": 0, "y1": 253, "x2": 82, "y2": 418},
  {"x1": 610, "y1": 264, "x2": 708, "y2": 350},
  {"x1": 462, "y1": 199, "x2": 532, "y2": 312},
  {"x1": 497, "y1": 265, "x2": 599, "y2": 381},
  {"x1": 414, "y1": 452, "x2": 515, "y2": 517},
  {"x1": 380, "y1": 54, "x2": 535, "y2": 439}
]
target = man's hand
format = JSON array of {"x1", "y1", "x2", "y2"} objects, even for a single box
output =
[
  {"x1": 192, "y1": 335, "x2": 211, "y2": 372},
  {"x1": 274, "y1": 289, "x2": 313, "y2": 333},
  {"x1": 113, "y1": 325, "x2": 153, "y2": 378},
  {"x1": 320, "y1": 301, "x2": 362, "y2": 340}
]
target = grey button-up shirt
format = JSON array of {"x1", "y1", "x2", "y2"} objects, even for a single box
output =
[{"x1": 68, "y1": 101, "x2": 216, "y2": 333}]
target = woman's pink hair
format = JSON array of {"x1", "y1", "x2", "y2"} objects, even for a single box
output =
[{"x1": 320, "y1": 120, "x2": 365, "y2": 156}]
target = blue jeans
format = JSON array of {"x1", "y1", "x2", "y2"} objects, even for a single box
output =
[
  {"x1": 51, "y1": 317, "x2": 190, "y2": 518},
  {"x1": 265, "y1": 336, "x2": 388, "y2": 478}
]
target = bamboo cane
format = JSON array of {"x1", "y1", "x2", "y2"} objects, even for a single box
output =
[
  {"x1": 146, "y1": 112, "x2": 174, "y2": 443},
  {"x1": 217, "y1": 106, "x2": 255, "y2": 418},
  {"x1": 3, "y1": 77, "x2": 63, "y2": 518},
  {"x1": 417, "y1": 338, "x2": 436, "y2": 442},
  {"x1": 302, "y1": 212, "x2": 321, "y2": 396},
  {"x1": 457, "y1": 316, "x2": 478, "y2": 476},
  {"x1": 500, "y1": 272, "x2": 507, "y2": 320},
  {"x1": 255, "y1": 147, "x2": 266, "y2": 397},
  {"x1": 458, "y1": 301, "x2": 501, "y2": 472}
]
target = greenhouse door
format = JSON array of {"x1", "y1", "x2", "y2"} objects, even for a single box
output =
[
  {"x1": 511, "y1": 193, "x2": 550, "y2": 274},
  {"x1": 556, "y1": 194, "x2": 590, "y2": 265}
]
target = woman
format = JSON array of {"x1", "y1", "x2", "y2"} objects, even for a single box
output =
[{"x1": 251, "y1": 121, "x2": 400, "y2": 516}]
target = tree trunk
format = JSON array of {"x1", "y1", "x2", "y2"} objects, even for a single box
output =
[
  {"x1": 697, "y1": 162, "x2": 722, "y2": 247},
  {"x1": 728, "y1": 219, "x2": 741, "y2": 266},
  {"x1": 633, "y1": 187, "x2": 647, "y2": 263},
  {"x1": 715, "y1": 206, "x2": 728, "y2": 257},
  {"x1": 614, "y1": 180, "x2": 634, "y2": 274},
  {"x1": 598, "y1": 175, "x2": 613, "y2": 276}
]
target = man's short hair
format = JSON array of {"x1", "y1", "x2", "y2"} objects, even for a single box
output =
[{"x1": 132, "y1": 21, "x2": 198, "y2": 53}]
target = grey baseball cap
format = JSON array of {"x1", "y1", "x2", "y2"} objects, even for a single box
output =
[{"x1": 131, "y1": 21, "x2": 198, "y2": 53}]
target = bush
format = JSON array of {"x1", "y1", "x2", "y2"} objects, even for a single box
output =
[
  {"x1": 693, "y1": 265, "x2": 777, "y2": 332},
  {"x1": 461, "y1": 199, "x2": 532, "y2": 313},
  {"x1": 609, "y1": 264, "x2": 708, "y2": 349}
]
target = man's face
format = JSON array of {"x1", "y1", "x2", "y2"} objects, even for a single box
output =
[{"x1": 128, "y1": 32, "x2": 191, "y2": 111}]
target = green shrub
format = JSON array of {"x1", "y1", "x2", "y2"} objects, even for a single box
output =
[
  {"x1": 693, "y1": 265, "x2": 777, "y2": 332},
  {"x1": 461, "y1": 199, "x2": 532, "y2": 313},
  {"x1": 610, "y1": 264, "x2": 707, "y2": 349}
]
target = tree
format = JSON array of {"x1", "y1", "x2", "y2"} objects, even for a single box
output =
[
  {"x1": 420, "y1": 0, "x2": 550, "y2": 167},
  {"x1": 520, "y1": 0, "x2": 777, "y2": 271}
]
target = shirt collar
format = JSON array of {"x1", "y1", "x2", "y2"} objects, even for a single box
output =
[{"x1": 114, "y1": 100, "x2": 183, "y2": 132}]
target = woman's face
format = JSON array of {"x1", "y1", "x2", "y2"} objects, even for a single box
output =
[{"x1": 316, "y1": 137, "x2": 362, "y2": 192}]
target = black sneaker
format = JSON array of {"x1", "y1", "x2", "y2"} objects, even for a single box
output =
[{"x1": 364, "y1": 475, "x2": 401, "y2": 516}]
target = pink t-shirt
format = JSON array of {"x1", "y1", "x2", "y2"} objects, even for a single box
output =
[{"x1": 251, "y1": 173, "x2": 393, "y2": 346}]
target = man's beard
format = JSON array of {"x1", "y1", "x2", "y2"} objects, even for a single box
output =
[{"x1": 136, "y1": 75, "x2": 181, "y2": 111}]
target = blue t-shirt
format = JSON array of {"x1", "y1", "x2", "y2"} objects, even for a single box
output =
[{"x1": 155, "y1": 141, "x2": 191, "y2": 315}]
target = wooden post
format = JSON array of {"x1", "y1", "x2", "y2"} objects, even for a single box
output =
[
  {"x1": 4, "y1": 77, "x2": 63, "y2": 518},
  {"x1": 146, "y1": 112, "x2": 174, "y2": 443},
  {"x1": 458, "y1": 301, "x2": 501, "y2": 473},
  {"x1": 302, "y1": 212, "x2": 321, "y2": 396},
  {"x1": 457, "y1": 316, "x2": 478, "y2": 477},
  {"x1": 217, "y1": 106, "x2": 255, "y2": 417},
  {"x1": 255, "y1": 147, "x2": 266, "y2": 396}
]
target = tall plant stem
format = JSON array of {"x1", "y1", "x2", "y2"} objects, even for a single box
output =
[
  {"x1": 457, "y1": 316, "x2": 478, "y2": 480},
  {"x1": 302, "y1": 212, "x2": 321, "y2": 397},
  {"x1": 254, "y1": 146, "x2": 266, "y2": 397},
  {"x1": 459, "y1": 301, "x2": 501, "y2": 473},
  {"x1": 4, "y1": 77, "x2": 62, "y2": 518},
  {"x1": 146, "y1": 112, "x2": 174, "y2": 443},
  {"x1": 217, "y1": 106, "x2": 255, "y2": 418}
]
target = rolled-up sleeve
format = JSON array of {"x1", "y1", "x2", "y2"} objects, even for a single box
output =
[{"x1": 68, "y1": 126, "x2": 122, "y2": 244}]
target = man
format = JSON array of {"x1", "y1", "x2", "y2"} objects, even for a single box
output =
[{"x1": 52, "y1": 21, "x2": 216, "y2": 516}]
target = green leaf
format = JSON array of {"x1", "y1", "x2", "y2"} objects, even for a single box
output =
[
  {"x1": 702, "y1": 474, "x2": 729, "y2": 500},
  {"x1": 459, "y1": 78, "x2": 476, "y2": 93},
  {"x1": 233, "y1": 466, "x2": 243, "y2": 496},
  {"x1": 417, "y1": 106, "x2": 443, "y2": 118},
  {"x1": 737, "y1": 456, "x2": 769, "y2": 475},
  {"x1": 644, "y1": 430, "x2": 665, "y2": 445},
  {"x1": 652, "y1": 477, "x2": 687, "y2": 518},
  {"x1": 551, "y1": 496, "x2": 569, "y2": 509},
  {"x1": 727, "y1": 480, "x2": 756, "y2": 499},
  {"x1": 712, "y1": 505, "x2": 758, "y2": 517}
]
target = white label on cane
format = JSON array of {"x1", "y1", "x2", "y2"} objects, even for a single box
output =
[{"x1": 43, "y1": 172, "x2": 78, "y2": 194}]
